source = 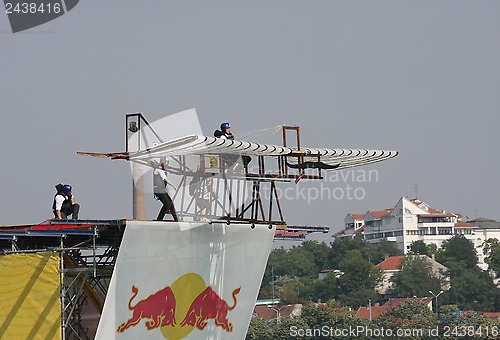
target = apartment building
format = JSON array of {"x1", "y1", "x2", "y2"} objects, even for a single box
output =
[{"x1": 336, "y1": 197, "x2": 498, "y2": 270}]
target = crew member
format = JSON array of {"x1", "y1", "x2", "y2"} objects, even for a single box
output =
[
  {"x1": 190, "y1": 166, "x2": 215, "y2": 222},
  {"x1": 53, "y1": 183, "x2": 80, "y2": 219},
  {"x1": 153, "y1": 157, "x2": 179, "y2": 221}
]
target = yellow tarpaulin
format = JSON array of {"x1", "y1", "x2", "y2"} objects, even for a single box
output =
[{"x1": 0, "y1": 252, "x2": 61, "y2": 340}]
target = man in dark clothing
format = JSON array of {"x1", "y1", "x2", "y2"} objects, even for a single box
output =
[
  {"x1": 53, "y1": 183, "x2": 80, "y2": 219},
  {"x1": 214, "y1": 122, "x2": 251, "y2": 171},
  {"x1": 215, "y1": 122, "x2": 234, "y2": 140},
  {"x1": 152, "y1": 157, "x2": 178, "y2": 221}
]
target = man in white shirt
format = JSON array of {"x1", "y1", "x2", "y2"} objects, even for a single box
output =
[
  {"x1": 52, "y1": 183, "x2": 80, "y2": 219},
  {"x1": 152, "y1": 157, "x2": 178, "y2": 221}
]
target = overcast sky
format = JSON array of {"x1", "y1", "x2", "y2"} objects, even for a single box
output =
[{"x1": 1, "y1": 1, "x2": 499, "y2": 233}]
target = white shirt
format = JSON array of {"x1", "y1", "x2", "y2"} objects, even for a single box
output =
[
  {"x1": 54, "y1": 194, "x2": 74, "y2": 210},
  {"x1": 154, "y1": 168, "x2": 168, "y2": 181},
  {"x1": 154, "y1": 168, "x2": 170, "y2": 194}
]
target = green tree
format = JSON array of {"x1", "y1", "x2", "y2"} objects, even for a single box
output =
[
  {"x1": 328, "y1": 237, "x2": 367, "y2": 268},
  {"x1": 439, "y1": 304, "x2": 495, "y2": 335},
  {"x1": 245, "y1": 316, "x2": 274, "y2": 340},
  {"x1": 336, "y1": 250, "x2": 382, "y2": 308},
  {"x1": 261, "y1": 246, "x2": 318, "y2": 299},
  {"x1": 272, "y1": 316, "x2": 310, "y2": 339},
  {"x1": 438, "y1": 304, "x2": 461, "y2": 325},
  {"x1": 427, "y1": 243, "x2": 438, "y2": 256},
  {"x1": 262, "y1": 248, "x2": 288, "y2": 287},
  {"x1": 382, "y1": 300, "x2": 437, "y2": 324},
  {"x1": 308, "y1": 271, "x2": 338, "y2": 303},
  {"x1": 436, "y1": 235, "x2": 478, "y2": 272},
  {"x1": 328, "y1": 238, "x2": 402, "y2": 266},
  {"x1": 283, "y1": 245, "x2": 319, "y2": 278},
  {"x1": 295, "y1": 277, "x2": 317, "y2": 302},
  {"x1": 369, "y1": 239, "x2": 404, "y2": 264},
  {"x1": 392, "y1": 256, "x2": 442, "y2": 297},
  {"x1": 408, "y1": 240, "x2": 429, "y2": 256},
  {"x1": 300, "y1": 304, "x2": 368, "y2": 340},
  {"x1": 376, "y1": 300, "x2": 438, "y2": 340},
  {"x1": 339, "y1": 288, "x2": 379, "y2": 311},
  {"x1": 274, "y1": 276, "x2": 309, "y2": 303},
  {"x1": 484, "y1": 238, "x2": 500, "y2": 276},
  {"x1": 300, "y1": 240, "x2": 331, "y2": 271},
  {"x1": 444, "y1": 269, "x2": 497, "y2": 312}
]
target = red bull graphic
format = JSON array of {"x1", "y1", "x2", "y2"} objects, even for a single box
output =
[
  {"x1": 116, "y1": 273, "x2": 241, "y2": 339},
  {"x1": 117, "y1": 285, "x2": 177, "y2": 332},
  {"x1": 180, "y1": 286, "x2": 241, "y2": 332}
]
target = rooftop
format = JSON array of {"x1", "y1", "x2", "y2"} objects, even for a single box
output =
[
  {"x1": 253, "y1": 304, "x2": 298, "y2": 321},
  {"x1": 356, "y1": 297, "x2": 432, "y2": 319},
  {"x1": 350, "y1": 214, "x2": 365, "y2": 220},
  {"x1": 470, "y1": 218, "x2": 500, "y2": 229},
  {"x1": 375, "y1": 256, "x2": 405, "y2": 271},
  {"x1": 368, "y1": 209, "x2": 393, "y2": 219},
  {"x1": 454, "y1": 220, "x2": 477, "y2": 229}
]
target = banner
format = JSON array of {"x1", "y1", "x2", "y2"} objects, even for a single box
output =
[
  {"x1": 0, "y1": 252, "x2": 61, "y2": 340},
  {"x1": 96, "y1": 221, "x2": 276, "y2": 340}
]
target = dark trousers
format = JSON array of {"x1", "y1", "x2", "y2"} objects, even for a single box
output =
[
  {"x1": 155, "y1": 193, "x2": 178, "y2": 221},
  {"x1": 54, "y1": 203, "x2": 80, "y2": 219}
]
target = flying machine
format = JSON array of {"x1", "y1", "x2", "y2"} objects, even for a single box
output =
[{"x1": 78, "y1": 112, "x2": 398, "y2": 226}]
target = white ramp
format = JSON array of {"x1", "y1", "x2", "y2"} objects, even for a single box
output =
[{"x1": 96, "y1": 221, "x2": 275, "y2": 340}]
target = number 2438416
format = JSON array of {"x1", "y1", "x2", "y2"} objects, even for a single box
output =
[{"x1": 5, "y1": 2, "x2": 62, "y2": 14}]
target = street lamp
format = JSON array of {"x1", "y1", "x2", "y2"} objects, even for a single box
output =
[
  {"x1": 267, "y1": 305, "x2": 292, "y2": 324},
  {"x1": 429, "y1": 290, "x2": 444, "y2": 314}
]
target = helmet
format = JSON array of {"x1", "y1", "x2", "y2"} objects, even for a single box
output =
[
  {"x1": 220, "y1": 122, "x2": 230, "y2": 131},
  {"x1": 63, "y1": 184, "x2": 72, "y2": 194}
]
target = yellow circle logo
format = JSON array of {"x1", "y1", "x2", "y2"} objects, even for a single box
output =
[
  {"x1": 160, "y1": 273, "x2": 206, "y2": 339},
  {"x1": 116, "y1": 273, "x2": 241, "y2": 339}
]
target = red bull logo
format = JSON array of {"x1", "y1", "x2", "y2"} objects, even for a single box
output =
[
  {"x1": 180, "y1": 286, "x2": 241, "y2": 332},
  {"x1": 117, "y1": 285, "x2": 176, "y2": 332},
  {"x1": 116, "y1": 273, "x2": 241, "y2": 339}
]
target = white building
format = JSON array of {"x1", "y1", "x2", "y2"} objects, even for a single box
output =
[
  {"x1": 336, "y1": 197, "x2": 498, "y2": 270},
  {"x1": 343, "y1": 213, "x2": 365, "y2": 238}
]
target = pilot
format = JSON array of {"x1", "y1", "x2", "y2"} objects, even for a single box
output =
[
  {"x1": 215, "y1": 122, "x2": 251, "y2": 172},
  {"x1": 152, "y1": 157, "x2": 179, "y2": 222},
  {"x1": 214, "y1": 122, "x2": 234, "y2": 140},
  {"x1": 53, "y1": 183, "x2": 80, "y2": 219}
]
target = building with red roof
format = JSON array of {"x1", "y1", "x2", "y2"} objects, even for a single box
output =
[
  {"x1": 335, "y1": 197, "x2": 495, "y2": 270},
  {"x1": 375, "y1": 255, "x2": 449, "y2": 296},
  {"x1": 343, "y1": 213, "x2": 365, "y2": 238},
  {"x1": 356, "y1": 297, "x2": 433, "y2": 320},
  {"x1": 375, "y1": 255, "x2": 405, "y2": 271}
]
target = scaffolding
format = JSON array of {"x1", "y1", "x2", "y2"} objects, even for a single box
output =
[{"x1": 0, "y1": 219, "x2": 125, "y2": 340}]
